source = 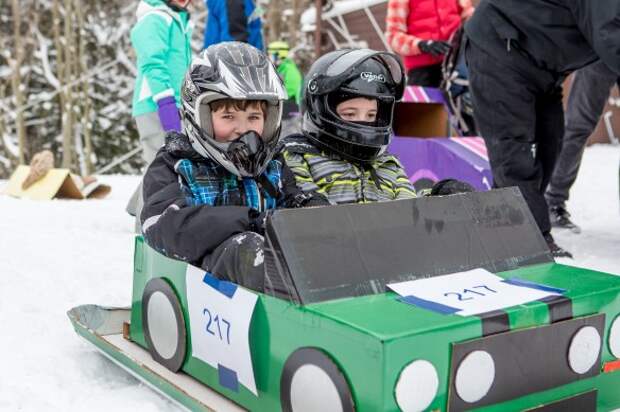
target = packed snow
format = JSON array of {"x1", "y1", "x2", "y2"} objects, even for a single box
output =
[{"x1": 0, "y1": 144, "x2": 618, "y2": 411}]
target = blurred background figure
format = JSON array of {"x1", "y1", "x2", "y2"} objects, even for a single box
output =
[
  {"x1": 385, "y1": 0, "x2": 474, "y2": 87},
  {"x1": 126, "y1": 0, "x2": 193, "y2": 221},
  {"x1": 268, "y1": 41, "x2": 303, "y2": 137},
  {"x1": 546, "y1": 61, "x2": 620, "y2": 234},
  {"x1": 204, "y1": 0, "x2": 263, "y2": 50},
  {"x1": 267, "y1": 41, "x2": 302, "y2": 106}
]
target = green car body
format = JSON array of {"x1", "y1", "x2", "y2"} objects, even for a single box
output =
[{"x1": 129, "y1": 235, "x2": 620, "y2": 411}]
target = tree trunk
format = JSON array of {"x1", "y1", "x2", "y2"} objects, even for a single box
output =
[
  {"x1": 51, "y1": 0, "x2": 69, "y2": 168},
  {"x1": 61, "y1": 0, "x2": 75, "y2": 169},
  {"x1": 75, "y1": 0, "x2": 93, "y2": 174},
  {"x1": 266, "y1": 0, "x2": 283, "y2": 44},
  {"x1": 288, "y1": 0, "x2": 306, "y2": 46},
  {"x1": 11, "y1": 0, "x2": 27, "y2": 164}
]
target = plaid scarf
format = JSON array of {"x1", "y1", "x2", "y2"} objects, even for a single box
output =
[{"x1": 174, "y1": 158, "x2": 282, "y2": 212}]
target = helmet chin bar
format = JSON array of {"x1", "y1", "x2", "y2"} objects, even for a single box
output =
[{"x1": 226, "y1": 131, "x2": 266, "y2": 177}]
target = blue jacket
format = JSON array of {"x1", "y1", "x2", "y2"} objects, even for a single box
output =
[{"x1": 204, "y1": 0, "x2": 263, "y2": 50}]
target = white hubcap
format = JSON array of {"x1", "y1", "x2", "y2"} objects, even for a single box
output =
[
  {"x1": 395, "y1": 359, "x2": 439, "y2": 412},
  {"x1": 608, "y1": 316, "x2": 620, "y2": 358},
  {"x1": 568, "y1": 326, "x2": 601, "y2": 374},
  {"x1": 147, "y1": 291, "x2": 179, "y2": 360},
  {"x1": 455, "y1": 350, "x2": 495, "y2": 403},
  {"x1": 290, "y1": 364, "x2": 343, "y2": 412}
]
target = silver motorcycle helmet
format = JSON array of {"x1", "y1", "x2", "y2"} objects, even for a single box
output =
[{"x1": 181, "y1": 42, "x2": 288, "y2": 177}]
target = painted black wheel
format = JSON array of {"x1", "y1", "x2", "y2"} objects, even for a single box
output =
[
  {"x1": 280, "y1": 348, "x2": 355, "y2": 412},
  {"x1": 142, "y1": 277, "x2": 186, "y2": 372}
]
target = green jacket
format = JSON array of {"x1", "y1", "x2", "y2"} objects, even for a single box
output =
[
  {"x1": 130, "y1": 0, "x2": 193, "y2": 117},
  {"x1": 282, "y1": 135, "x2": 416, "y2": 204},
  {"x1": 277, "y1": 58, "x2": 302, "y2": 105}
]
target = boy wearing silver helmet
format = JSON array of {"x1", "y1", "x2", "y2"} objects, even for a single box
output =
[{"x1": 141, "y1": 42, "x2": 328, "y2": 292}]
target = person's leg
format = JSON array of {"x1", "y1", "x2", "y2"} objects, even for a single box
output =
[
  {"x1": 535, "y1": 87, "x2": 564, "y2": 196},
  {"x1": 137, "y1": 111, "x2": 167, "y2": 164},
  {"x1": 533, "y1": 88, "x2": 577, "y2": 254},
  {"x1": 201, "y1": 232, "x2": 265, "y2": 292},
  {"x1": 546, "y1": 61, "x2": 618, "y2": 209},
  {"x1": 127, "y1": 112, "x2": 166, "y2": 229},
  {"x1": 407, "y1": 64, "x2": 443, "y2": 87},
  {"x1": 466, "y1": 42, "x2": 549, "y2": 233}
]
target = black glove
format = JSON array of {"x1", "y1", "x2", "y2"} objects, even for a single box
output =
[
  {"x1": 418, "y1": 40, "x2": 451, "y2": 56},
  {"x1": 249, "y1": 209, "x2": 273, "y2": 235},
  {"x1": 429, "y1": 179, "x2": 475, "y2": 196}
]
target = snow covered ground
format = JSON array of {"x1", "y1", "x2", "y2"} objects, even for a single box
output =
[{"x1": 0, "y1": 144, "x2": 618, "y2": 411}]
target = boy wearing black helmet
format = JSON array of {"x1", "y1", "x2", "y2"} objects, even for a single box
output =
[
  {"x1": 140, "y1": 42, "x2": 328, "y2": 292},
  {"x1": 282, "y1": 49, "x2": 416, "y2": 204}
]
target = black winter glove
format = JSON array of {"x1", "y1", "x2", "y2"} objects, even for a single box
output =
[
  {"x1": 249, "y1": 209, "x2": 274, "y2": 235},
  {"x1": 418, "y1": 40, "x2": 451, "y2": 56},
  {"x1": 284, "y1": 191, "x2": 330, "y2": 208},
  {"x1": 429, "y1": 179, "x2": 475, "y2": 196}
]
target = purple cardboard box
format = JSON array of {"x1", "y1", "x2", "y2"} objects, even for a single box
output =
[{"x1": 389, "y1": 86, "x2": 493, "y2": 191}]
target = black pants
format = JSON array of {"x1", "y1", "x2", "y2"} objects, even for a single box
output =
[
  {"x1": 465, "y1": 40, "x2": 565, "y2": 235},
  {"x1": 407, "y1": 64, "x2": 443, "y2": 87},
  {"x1": 546, "y1": 61, "x2": 619, "y2": 208},
  {"x1": 201, "y1": 232, "x2": 265, "y2": 292}
]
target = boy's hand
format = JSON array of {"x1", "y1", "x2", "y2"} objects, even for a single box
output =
[
  {"x1": 249, "y1": 210, "x2": 273, "y2": 235},
  {"x1": 428, "y1": 179, "x2": 475, "y2": 196},
  {"x1": 418, "y1": 40, "x2": 452, "y2": 56},
  {"x1": 286, "y1": 192, "x2": 330, "y2": 208}
]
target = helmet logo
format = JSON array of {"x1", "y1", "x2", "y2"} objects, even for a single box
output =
[
  {"x1": 308, "y1": 79, "x2": 319, "y2": 93},
  {"x1": 360, "y1": 72, "x2": 385, "y2": 83}
]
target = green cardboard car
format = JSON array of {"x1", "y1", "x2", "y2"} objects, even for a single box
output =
[{"x1": 69, "y1": 188, "x2": 620, "y2": 411}]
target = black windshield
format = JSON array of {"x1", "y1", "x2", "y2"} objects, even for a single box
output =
[{"x1": 263, "y1": 188, "x2": 552, "y2": 305}]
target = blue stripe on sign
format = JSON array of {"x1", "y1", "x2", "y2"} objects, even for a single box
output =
[
  {"x1": 502, "y1": 277, "x2": 566, "y2": 294},
  {"x1": 399, "y1": 295, "x2": 461, "y2": 315},
  {"x1": 218, "y1": 363, "x2": 239, "y2": 392},
  {"x1": 202, "y1": 272, "x2": 237, "y2": 298}
]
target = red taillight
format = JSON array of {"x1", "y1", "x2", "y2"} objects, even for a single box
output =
[{"x1": 603, "y1": 359, "x2": 620, "y2": 373}]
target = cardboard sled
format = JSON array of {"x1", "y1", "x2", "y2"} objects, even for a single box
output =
[
  {"x1": 3, "y1": 165, "x2": 111, "y2": 200},
  {"x1": 68, "y1": 189, "x2": 620, "y2": 411}
]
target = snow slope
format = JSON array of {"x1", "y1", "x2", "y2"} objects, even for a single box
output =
[{"x1": 0, "y1": 145, "x2": 618, "y2": 411}]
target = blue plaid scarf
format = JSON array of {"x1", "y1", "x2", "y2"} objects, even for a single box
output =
[{"x1": 174, "y1": 158, "x2": 282, "y2": 212}]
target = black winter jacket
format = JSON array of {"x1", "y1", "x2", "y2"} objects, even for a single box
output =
[
  {"x1": 465, "y1": 0, "x2": 620, "y2": 75},
  {"x1": 140, "y1": 132, "x2": 329, "y2": 265}
]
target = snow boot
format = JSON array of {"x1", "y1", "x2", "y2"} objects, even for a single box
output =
[
  {"x1": 543, "y1": 232, "x2": 573, "y2": 259},
  {"x1": 549, "y1": 205, "x2": 581, "y2": 234}
]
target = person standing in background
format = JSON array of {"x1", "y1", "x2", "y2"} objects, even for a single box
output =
[
  {"x1": 204, "y1": 0, "x2": 263, "y2": 50},
  {"x1": 126, "y1": 0, "x2": 193, "y2": 220},
  {"x1": 267, "y1": 41, "x2": 302, "y2": 106},
  {"x1": 385, "y1": 0, "x2": 474, "y2": 87},
  {"x1": 465, "y1": 0, "x2": 620, "y2": 258},
  {"x1": 267, "y1": 41, "x2": 303, "y2": 136},
  {"x1": 546, "y1": 61, "x2": 620, "y2": 233}
]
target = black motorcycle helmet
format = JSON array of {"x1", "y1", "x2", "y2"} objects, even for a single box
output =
[{"x1": 302, "y1": 49, "x2": 405, "y2": 163}]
